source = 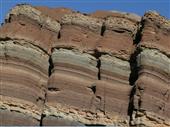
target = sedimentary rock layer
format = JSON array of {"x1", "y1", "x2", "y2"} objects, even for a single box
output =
[
  {"x1": 6, "y1": 4, "x2": 61, "y2": 33},
  {"x1": 131, "y1": 12, "x2": 170, "y2": 127},
  {"x1": 94, "y1": 55, "x2": 131, "y2": 125},
  {"x1": 0, "y1": 39, "x2": 48, "y2": 125},
  {"x1": 45, "y1": 48, "x2": 98, "y2": 125},
  {"x1": 44, "y1": 8, "x2": 140, "y2": 126},
  {"x1": 0, "y1": 6, "x2": 52, "y2": 124},
  {"x1": 0, "y1": 4, "x2": 170, "y2": 126}
]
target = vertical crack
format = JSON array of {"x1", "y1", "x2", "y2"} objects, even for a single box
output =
[
  {"x1": 57, "y1": 31, "x2": 61, "y2": 39},
  {"x1": 128, "y1": 19, "x2": 144, "y2": 125},
  {"x1": 40, "y1": 54, "x2": 54, "y2": 125},
  {"x1": 97, "y1": 59, "x2": 101, "y2": 80},
  {"x1": 133, "y1": 20, "x2": 144, "y2": 45},
  {"x1": 93, "y1": 50, "x2": 102, "y2": 80},
  {"x1": 128, "y1": 85, "x2": 137, "y2": 124},
  {"x1": 40, "y1": 114, "x2": 46, "y2": 126},
  {"x1": 128, "y1": 46, "x2": 141, "y2": 126},
  {"x1": 100, "y1": 22, "x2": 106, "y2": 36},
  {"x1": 39, "y1": 89, "x2": 47, "y2": 126},
  {"x1": 129, "y1": 49, "x2": 140, "y2": 86},
  {"x1": 48, "y1": 55, "x2": 54, "y2": 76}
]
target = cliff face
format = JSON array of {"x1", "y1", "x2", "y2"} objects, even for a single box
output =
[{"x1": 0, "y1": 4, "x2": 169, "y2": 126}]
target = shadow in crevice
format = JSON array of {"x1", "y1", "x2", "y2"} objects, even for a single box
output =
[
  {"x1": 85, "y1": 124, "x2": 106, "y2": 126},
  {"x1": 129, "y1": 18, "x2": 144, "y2": 85},
  {"x1": 0, "y1": 37, "x2": 11, "y2": 41},
  {"x1": 128, "y1": 47, "x2": 141, "y2": 126},
  {"x1": 88, "y1": 85, "x2": 96, "y2": 94},
  {"x1": 97, "y1": 59, "x2": 101, "y2": 80},
  {"x1": 128, "y1": 85, "x2": 137, "y2": 123},
  {"x1": 58, "y1": 31, "x2": 61, "y2": 39},
  {"x1": 39, "y1": 114, "x2": 46, "y2": 126},
  {"x1": 48, "y1": 55, "x2": 54, "y2": 76},
  {"x1": 100, "y1": 22, "x2": 106, "y2": 36},
  {"x1": 92, "y1": 50, "x2": 102, "y2": 80},
  {"x1": 133, "y1": 19, "x2": 144, "y2": 45},
  {"x1": 128, "y1": 49, "x2": 140, "y2": 122},
  {"x1": 128, "y1": 18, "x2": 144, "y2": 125},
  {"x1": 92, "y1": 49, "x2": 108, "y2": 80},
  {"x1": 129, "y1": 49, "x2": 141, "y2": 86}
]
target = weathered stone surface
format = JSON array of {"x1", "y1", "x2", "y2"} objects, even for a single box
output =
[
  {"x1": 35, "y1": 7, "x2": 73, "y2": 22},
  {"x1": 53, "y1": 25, "x2": 101, "y2": 53},
  {"x1": 131, "y1": 49, "x2": 170, "y2": 127},
  {"x1": 45, "y1": 49, "x2": 99, "y2": 125},
  {"x1": 95, "y1": 11, "x2": 139, "y2": 60},
  {"x1": 61, "y1": 13, "x2": 103, "y2": 33},
  {"x1": 0, "y1": 109, "x2": 39, "y2": 126},
  {"x1": 0, "y1": 39, "x2": 48, "y2": 125},
  {"x1": 131, "y1": 12, "x2": 170, "y2": 126},
  {"x1": 93, "y1": 55, "x2": 131, "y2": 126},
  {"x1": 90, "y1": 10, "x2": 141, "y2": 22},
  {"x1": 97, "y1": 30, "x2": 135, "y2": 60},
  {"x1": 42, "y1": 115, "x2": 84, "y2": 126},
  {"x1": 52, "y1": 12, "x2": 103, "y2": 54},
  {"x1": 0, "y1": 4, "x2": 170, "y2": 126},
  {"x1": 0, "y1": 16, "x2": 58, "y2": 53},
  {"x1": 100, "y1": 55, "x2": 131, "y2": 81},
  {"x1": 5, "y1": 4, "x2": 61, "y2": 33},
  {"x1": 139, "y1": 11, "x2": 170, "y2": 56}
]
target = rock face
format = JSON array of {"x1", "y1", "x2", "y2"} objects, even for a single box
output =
[
  {"x1": 0, "y1": 4, "x2": 169, "y2": 127},
  {"x1": 131, "y1": 12, "x2": 170, "y2": 127}
]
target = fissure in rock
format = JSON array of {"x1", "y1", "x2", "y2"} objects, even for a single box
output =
[
  {"x1": 39, "y1": 114, "x2": 46, "y2": 126},
  {"x1": 48, "y1": 55, "x2": 54, "y2": 76},
  {"x1": 100, "y1": 23, "x2": 106, "y2": 36},
  {"x1": 128, "y1": 18, "x2": 144, "y2": 125}
]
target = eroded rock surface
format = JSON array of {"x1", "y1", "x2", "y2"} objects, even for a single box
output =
[
  {"x1": 131, "y1": 12, "x2": 170, "y2": 127},
  {"x1": 0, "y1": 4, "x2": 169, "y2": 126}
]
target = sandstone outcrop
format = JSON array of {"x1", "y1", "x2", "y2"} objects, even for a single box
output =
[
  {"x1": 0, "y1": 4, "x2": 169, "y2": 126},
  {"x1": 131, "y1": 12, "x2": 170, "y2": 127}
]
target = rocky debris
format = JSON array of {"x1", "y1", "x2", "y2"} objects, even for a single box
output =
[{"x1": 0, "y1": 4, "x2": 170, "y2": 126}]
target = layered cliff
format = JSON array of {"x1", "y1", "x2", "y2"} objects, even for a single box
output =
[{"x1": 0, "y1": 4, "x2": 169, "y2": 126}]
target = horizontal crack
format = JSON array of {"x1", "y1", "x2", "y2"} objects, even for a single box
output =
[{"x1": 48, "y1": 87, "x2": 60, "y2": 92}]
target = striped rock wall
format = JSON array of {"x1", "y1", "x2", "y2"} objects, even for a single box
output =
[{"x1": 0, "y1": 4, "x2": 169, "y2": 127}]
